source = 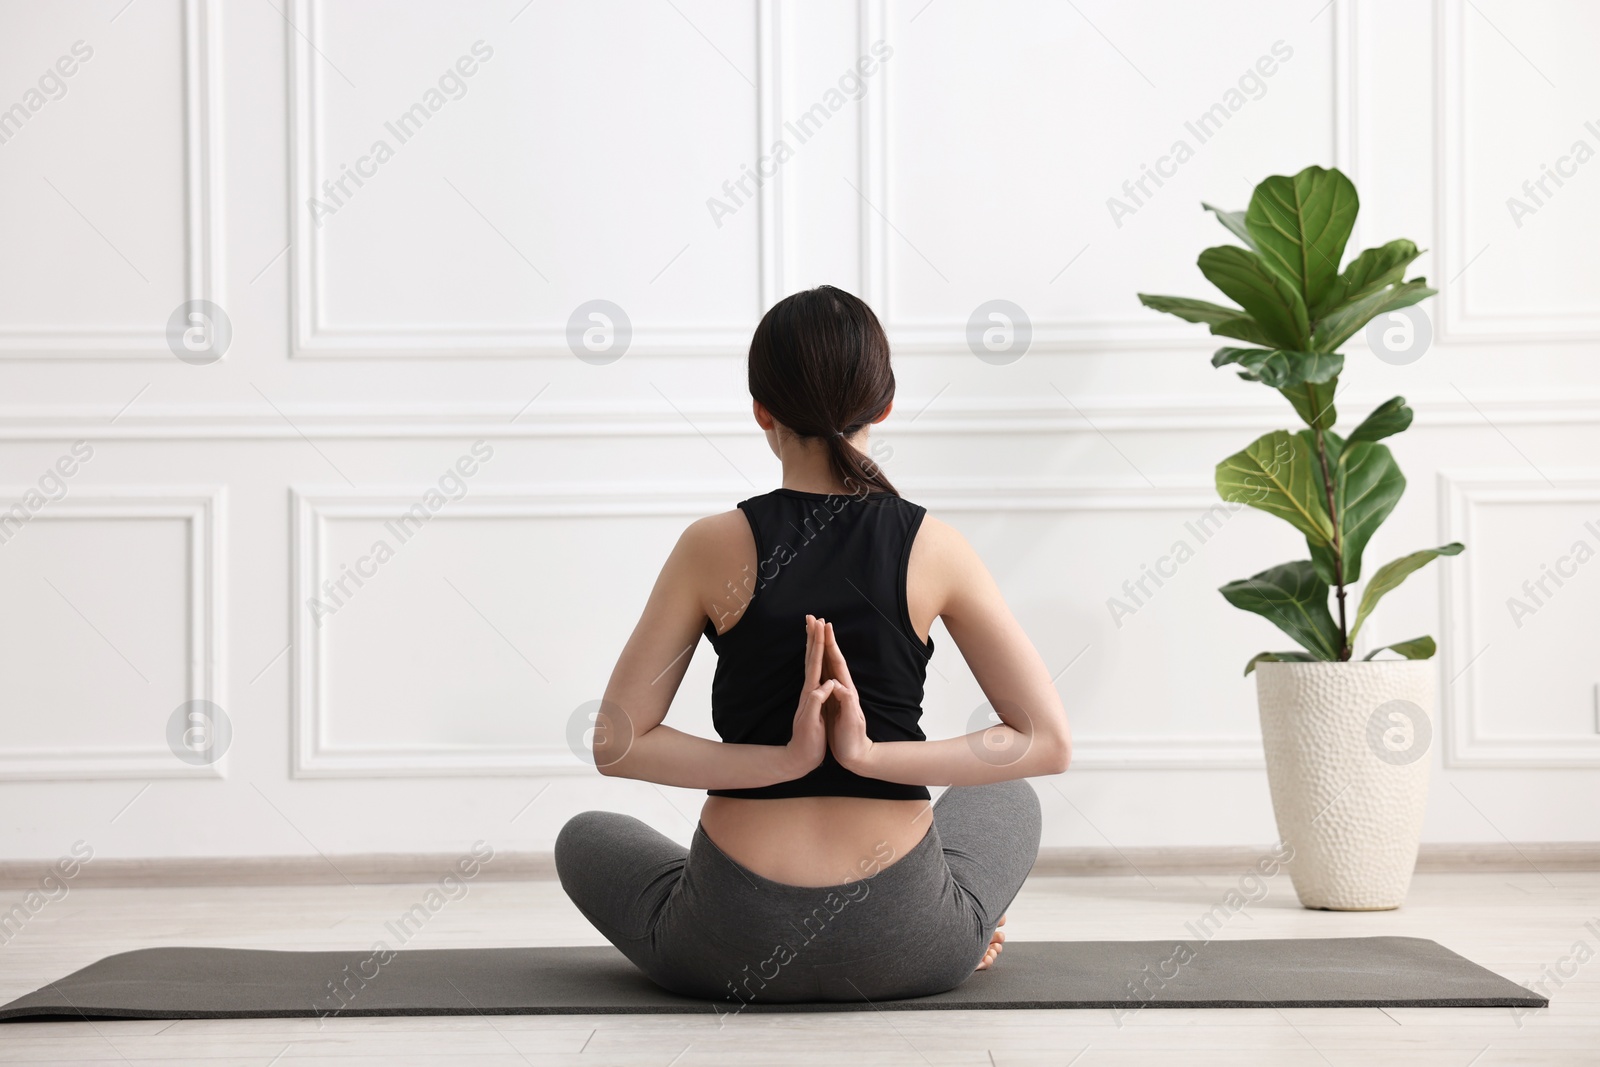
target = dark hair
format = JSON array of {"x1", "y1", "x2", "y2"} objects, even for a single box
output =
[{"x1": 748, "y1": 285, "x2": 897, "y2": 496}]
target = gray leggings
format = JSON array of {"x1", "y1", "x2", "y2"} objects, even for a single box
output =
[{"x1": 554, "y1": 778, "x2": 1042, "y2": 1004}]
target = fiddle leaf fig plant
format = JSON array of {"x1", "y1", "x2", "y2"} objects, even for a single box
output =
[{"x1": 1138, "y1": 165, "x2": 1463, "y2": 674}]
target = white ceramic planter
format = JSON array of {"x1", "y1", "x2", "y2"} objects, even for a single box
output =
[{"x1": 1254, "y1": 660, "x2": 1434, "y2": 910}]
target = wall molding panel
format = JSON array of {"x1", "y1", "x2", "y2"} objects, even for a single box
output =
[
  {"x1": 0, "y1": 388, "x2": 1595, "y2": 441},
  {"x1": 0, "y1": 487, "x2": 225, "y2": 780},
  {"x1": 289, "y1": 485, "x2": 737, "y2": 776},
  {"x1": 1435, "y1": 0, "x2": 1600, "y2": 344},
  {"x1": 287, "y1": 0, "x2": 777, "y2": 359},
  {"x1": 922, "y1": 482, "x2": 1263, "y2": 770},
  {"x1": 0, "y1": 0, "x2": 224, "y2": 359},
  {"x1": 859, "y1": 0, "x2": 1357, "y2": 354},
  {"x1": 1438, "y1": 470, "x2": 1600, "y2": 768}
]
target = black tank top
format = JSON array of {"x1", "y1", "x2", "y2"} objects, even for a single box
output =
[{"x1": 703, "y1": 487, "x2": 934, "y2": 801}]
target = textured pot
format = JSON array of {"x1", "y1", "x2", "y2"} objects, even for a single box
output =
[{"x1": 1255, "y1": 660, "x2": 1434, "y2": 911}]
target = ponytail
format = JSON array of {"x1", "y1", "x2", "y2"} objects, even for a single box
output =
[{"x1": 824, "y1": 430, "x2": 894, "y2": 497}]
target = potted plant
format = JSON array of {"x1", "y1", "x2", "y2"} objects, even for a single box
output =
[{"x1": 1138, "y1": 165, "x2": 1463, "y2": 910}]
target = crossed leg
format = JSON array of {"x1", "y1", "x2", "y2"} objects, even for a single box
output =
[
  {"x1": 554, "y1": 777, "x2": 1043, "y2": 994},
  {"x1": 930, "y1": 777, "x2": 1043, "y2": 970}
]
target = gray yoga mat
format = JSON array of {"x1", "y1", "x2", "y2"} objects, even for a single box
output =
[{"x1": 0, "y1": 937, "x2": 1542, "y2": 1020}]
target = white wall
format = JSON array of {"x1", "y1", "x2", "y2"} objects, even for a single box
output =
[{"x1": 1, "y1": 0, "x2": 1597, "y2": 862}]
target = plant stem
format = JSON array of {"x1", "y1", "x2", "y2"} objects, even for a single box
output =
[{"x1": 1313, "y1": 424, "x2": 1351, "y2": 660}]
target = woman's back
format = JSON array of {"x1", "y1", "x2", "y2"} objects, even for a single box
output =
[
  {"x1": 704, "y1": 487, "x2": 933, "y2": 801},
  {"x1": 688, "y1": 487, "x2": 943, "y2": 884}
]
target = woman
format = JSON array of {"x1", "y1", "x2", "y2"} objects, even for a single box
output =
[{"x1": 555, "y1": 285, "x2": 1071, "y2": 1005}]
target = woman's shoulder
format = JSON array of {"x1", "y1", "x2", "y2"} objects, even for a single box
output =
[
  {"x1": 907, "y1": 509, "x2": 987, "y2": 596},
  {"x1": 909, "y1": 510, "x2": 973, "y2": 559},
  {"x1": 676, "y1": 508, "x2": 755, "y2": 561}
]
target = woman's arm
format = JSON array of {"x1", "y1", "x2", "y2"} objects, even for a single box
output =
[
  {"x1": 592, "y1": 515, "x2": 833, "y2": 790},
  {"x1": 826, "y1": 516, "x2": 1072, "y2": 785}
]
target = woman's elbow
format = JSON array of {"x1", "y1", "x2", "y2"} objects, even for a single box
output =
[
  {"x1": 593, "y1": 739, "x2": 632, "y2": 777},
  {"x1": 1038, "y1": 729, "x2": 1072, "y2": 775},
  {"x1": 594, "y1": 742, "x2": 642, "y2": 777},
  {"x1": 591, "y1": 703, "x2": 640, "y2": 776}
]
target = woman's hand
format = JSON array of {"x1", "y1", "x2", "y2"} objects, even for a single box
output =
[
  {"x1": 823, "y1": 622, "x2": 875, "y2": 773},
  {"x1": 785, "y1": 615, "x2": 835, "y2": 778}
]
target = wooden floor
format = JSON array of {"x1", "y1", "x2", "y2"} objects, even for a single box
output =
[{"x1": 1, "y1": 869, "x2": 1596, "y2": 1065}]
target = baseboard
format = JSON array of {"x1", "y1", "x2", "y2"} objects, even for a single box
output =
[
  {"x1": 0, "y1": 853, "x2": 557, "y2": 889},
  {"x1": 1028, "y1": 842, "x2": 1600, "y2": 877},
  {"x1": 3, "y1": 843, "x2": 1597, "y2": 889}
]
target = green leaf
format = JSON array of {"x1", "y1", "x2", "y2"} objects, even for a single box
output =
[
  {"x1": 1362, "y1": 635, "x2": 1437, "y2": 661},
  {"x1": 1307, "y1": 438, "x2": 1406, "y2": 585},
  {"x1": 1281, "y1": 378, "x2": 1338, "y2": 430},
  {"x1": 1135, "y1": 293, "x2": 1280, "y2": 348},
  {"x1": 1322, "y1": 239, "x2": 1424, "y2": 316},
  {"x1": 1213, "y1": 348, "x2": 1344, "y2": 390},
  {"x1": 1334, "y1": 440, "x2": 1407, "y2": 586},
  {"x1": 1350, "y1": 543, "x2": 1464, "y2": 639},
  {"x1": 1313, "y1": 278, "x2": 1436, "y2": 353},
  {"x1": 1346, "y1": 396, "x2": 1413, "y2": 445},
  {"x1": 1202, "y1": 202, "x2": 1256, "y2": 249},
  {"x1": 1245, "y1": 166, "x2": 1359, "y2": 316},
  {"x1": 1137, "y1": 293, "x2": 1249, "y2": 327},
  {"x1": 1243, "y1": 650, "x2": 1317, "y2": 676},
  {"x1": 1216, "y1": 431, "x2": 1334, "y2": 546},
  {"x1": 1220, "y1": 561, "x2": 1342, "y2": 660},
  {"x1": 1211, "y1": 315, "x2": 1278, "y2": 347},
  {"x1": 1196, "y1": 245, "x2": 1311, "y2": 351}
]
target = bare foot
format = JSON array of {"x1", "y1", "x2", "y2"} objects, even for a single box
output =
[{"x1": 975, "y1": 914, "x2": 1006, "y2": 971}]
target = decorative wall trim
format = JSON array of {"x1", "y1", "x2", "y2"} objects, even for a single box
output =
[
  {"x1": 858, "y1": 0, "x2": 1354, "y2": 352},
  {"x1": 758, "y1": 0, "x2": 785, "y2": 309},
  {"x1": 1438, "y1": 470, "x2": 1600, "y2": 767},
  {"x1": 286, "y1": 0, "x2": 772, "y2": 358},
  {"x1": 1332, "y1": 0, "x2": 1362, "y2": 251},
  {"x1": 1435, "y1": 0, "x2": 1600, "y2": 343},
  {"x1": 0, "y1": 487, "x2": 225, "y2": 779},
  {"x1": 0, "y1": 0, "x2": 224, "y2": 358},
  {"x1": 2, "y1": 389, "x2": 1598, "y2": 440},
  {"x1": 290, "y1": 485, "x2": 738, "y2": 777},
  {"x1": 292, "y1": 481, "x2": 1259, "y2": 777},
  {"x1": 924, "y1": 483, "x2": 1263, "y2": 769},
  {"x1": 857, "y1": 0, "x2": 888, "y2": 312},
  {"x1": 10, "y1": 840, "x2": 1596, "y2": 887}
]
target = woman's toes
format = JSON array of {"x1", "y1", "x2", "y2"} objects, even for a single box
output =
[{"x1": 975, "y1": 920, "x2": 1007, "y2": 971}]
